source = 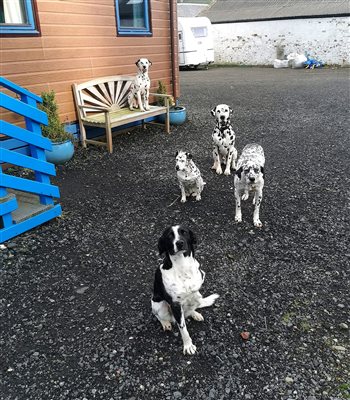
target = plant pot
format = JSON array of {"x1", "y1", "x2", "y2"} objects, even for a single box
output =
[
  {"x1": 158, "y1": 106, "x2": 187, "y2": 125},
  {"x1": 45, "y1": 139, "x2": 74, "y2": 165}
]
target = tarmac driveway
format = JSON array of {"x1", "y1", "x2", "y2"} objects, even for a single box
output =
[{"x1": 1, "y1": 67, "x2": 349, "y2": 400}]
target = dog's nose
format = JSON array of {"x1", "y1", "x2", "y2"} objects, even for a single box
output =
[
  {"x1": 176, "y1": 240, "x2": 184, "y2": 250},
  {"x1": 220, "y1": 115, "x2": 225, "y2": 120},
  {"x1": 249, "y1": 177, "x2": 255, "y2": 182}
]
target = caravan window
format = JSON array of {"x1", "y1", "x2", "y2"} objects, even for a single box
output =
[
  {"x1": 191, "y1": 27, "x2": 208, "y2": 38},
  {"x1": 0, "y1": 0, "x2": 40, "y2": 36},
  {"x1": 115, "y1": 0, "x2": 152, "y2": 36}
]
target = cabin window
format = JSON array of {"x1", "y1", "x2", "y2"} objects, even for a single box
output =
[
  {"x1": 115, "y1": 0, "x2": 152, "y2": 36},
  {"x1": 0, "y1": 0, "x2": 39, "y2": 35},
  {"x1": 191, "y1": 27, "x2": 208, "y2": 38}
]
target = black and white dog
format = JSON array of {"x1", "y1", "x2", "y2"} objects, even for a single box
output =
[
  {"x1": 128, "y1": 58, "x2": 152, "y2": 112},
  {"x1": 151, "y1": 226, "x2": 219, "y2": 355},
  {"x1": 234, "y1": 144, "x2": 265, "y2": 227},
  {"x1": 211, "y1": 104, "x2": 238, "y2": 175},
  {"x1": 175, "y1": 151, "x2": 205, "y2": 203}
]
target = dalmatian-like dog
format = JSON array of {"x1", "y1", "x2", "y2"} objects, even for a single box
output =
[
  {"x1": 234, "y1": 144, "x2": 265, "y2": 227},
  {"x1": 175, "y1": 151, "x2": 205, "y2": 203},
  {"x1": 211, "y1": 104, "x2": 238, "y2": 175},
  {"x1": 128, "y1": 58, "x2": 152, "y2": 112}
]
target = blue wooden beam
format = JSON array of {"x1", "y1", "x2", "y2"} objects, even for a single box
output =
[
  {"x1": 0, "y1": 196, "x2": 18, "y2": 216},
  {"x1": 0, "y1": 204, "x2": 62, "y2": 243},
  {"x1": 0, "y1": 148, "x2": 56, "y2": 176},
  {"x1": 0, "y1": 121, "x2": 52, "y2": 151},
  {"x1": 0, "y1": 76, "x2": 42, "y2": 103},
  {"x1": 0, "y1": 93, "x2": 48, "y2": 125},
  {"x1": 1, "y1": 174, "x2": 60, "y2": 198}
]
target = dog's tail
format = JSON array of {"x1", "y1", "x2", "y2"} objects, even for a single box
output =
[{"x1": 198, "y1": 294, "x2": 219, "y2": 308}]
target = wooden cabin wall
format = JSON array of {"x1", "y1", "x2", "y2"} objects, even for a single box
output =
[{"x1": 0, "y1": 0, "x2": 179, "y2": 125}]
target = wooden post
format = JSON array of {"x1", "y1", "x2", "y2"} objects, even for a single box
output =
[{"x1": 105, "y1": 111, "x2": 113, "y2": 153}]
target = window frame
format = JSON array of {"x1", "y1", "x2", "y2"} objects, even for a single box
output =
[
  {"x1": 115, "y1": 0, "x2": 152, "y2": 37},
  {"x1": 0, "y1": 0, "x2": 40, "y2": 36}
]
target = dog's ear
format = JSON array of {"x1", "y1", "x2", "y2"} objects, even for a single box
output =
[
  {"x1": 175, "y1": 151, "x2": 178, "y2": 157},
  {"x1": 188, "y1": 229, "x2": 197, "y2": 246},
  {"x1": 229, "y1": 107, "x2": 233, "y2": 116},
  {"x1": 186, "y1": 152, "x2": 193, "y2": 159},
  {"x1": 235, "y1": 166, "x2": 243, "y2": 179},
  {"x1": 211, "y1": 107, "x2": 216, "y2": 117},
  {"x1": 158, "y1": 235, "x2": 166, "y2": 255},
  {"x1": 260, "y1": 166, "x2": 265, "y2": 178},
  {"x1": 135, "y1": 59, "x2": 141, "y2": 66},
  {"x1": 148, "y1": 59, "x2": 152, "y2": 66}
]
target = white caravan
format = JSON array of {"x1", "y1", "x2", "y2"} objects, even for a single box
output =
[{"x1": 178, "y1": 17, "x2": 214, "y2": 69}]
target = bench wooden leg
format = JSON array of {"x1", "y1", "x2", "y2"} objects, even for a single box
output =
[
  {"x1": 165, "y1": 98, "x2": 170, "y2": 134},
  {"x1": 165, "y1": 110, "x2": 170, "y2": 134},
  {"x1": 105, "y1": 116, "x2": 113, "y2": 153},
  {"x1": 79, "y1": 121, "x2": 87, "y2": 148}
]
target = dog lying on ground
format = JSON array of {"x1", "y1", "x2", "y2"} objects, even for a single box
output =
[
  {"x1": 128, "y1": 58, "x2": 152, "y2": 112},
  {"x1": 151, "y1": 225, "x2": 219, "y2": 355},
  {"x1": 175, "y1": 151, "x2": 205, "y2": 203},
  {"x1": 211, "y1": 104, "x2": 238, "y2": 175},
  {"x1": 234, "y1": 143, "x2": 265, "y2": 227}
]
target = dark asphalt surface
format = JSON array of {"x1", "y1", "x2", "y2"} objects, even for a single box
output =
[{"x1": 1, "y1": 67, "x2": 349, "y2": 400}]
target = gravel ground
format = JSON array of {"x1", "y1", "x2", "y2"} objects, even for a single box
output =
[{"x1": 1, "y1": 67, "x2": 349, "y2": 400}]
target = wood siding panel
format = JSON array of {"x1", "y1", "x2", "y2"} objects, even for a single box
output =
[{"x1": 0, "y1": 0, "x2": 179, "y2": 125}]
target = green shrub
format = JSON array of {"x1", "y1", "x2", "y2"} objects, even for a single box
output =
[
  {"x1": 156, "y1": 81, "x2": 175, "y2": 107},
  {"x1": 39, "y1": 91, "x2": 73, "y2": 142}
]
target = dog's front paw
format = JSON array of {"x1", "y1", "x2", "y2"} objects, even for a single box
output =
[
  {"x1": 235, "y1": 215, "x2": 242, "y2": 223},
  {"x1": 161, "y1": 321, "x2": 172, "y2": 331},
  {"x1": 195, "y1": 194, "x2": 201, "y2": 201},
  {"x1": 224, "y1": 169, "x2": 231, "y2": 176},
  {"x1": 191, "y1": 311, "x2": 204, "y2": 321},
  {"x1": 254, "y1": 219, "x2": 263, "y2": 228},
  {"x1": 144, "y1": 106, "x2": 151, "y2": 111},
  {"x1": 241, "y1": 193, "x2": 249, "y2": 201},
  {"x1": 216, "y1": 167, "x2": 223, "y2": 175},
  {"x1": 180, "y1": 197, "x2": 187, "y2": 203},
  {"x1": 183, "y1": 342, "x2": 197, "y2": 355}
]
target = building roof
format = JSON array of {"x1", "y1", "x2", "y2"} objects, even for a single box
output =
[{"x1": 200, "y1": 0, "x2": 350, "y2": 23}]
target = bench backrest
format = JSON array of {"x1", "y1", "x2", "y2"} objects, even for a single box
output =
[{"x1": 73, "y1": 75, "x2": 135, "y2": 118}]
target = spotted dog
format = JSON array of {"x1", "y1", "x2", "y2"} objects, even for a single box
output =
[
  {"x1": 211, "y1": 104, "x2": 238, "y2": 175},
  {"x1": 175, "y1": 151, "x2": 205, "y2": 203},
  {"x1": 128, "y1": 58, "x2": 152, "y2": 112},
  {"x1": 151, "y1": 225, "x2": 219, "y2": 355},
  {"x1": 234, "y1": 143, "x2": 265, "y2": 227}
]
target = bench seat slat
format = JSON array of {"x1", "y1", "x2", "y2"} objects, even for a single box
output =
[{"x1": 82, "y1": 105, "x2": 166, "y2": 125}]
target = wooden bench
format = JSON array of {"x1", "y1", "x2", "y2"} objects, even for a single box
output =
[{"x1": 72, "y1": 75, "x2": 172, "y2": 153}]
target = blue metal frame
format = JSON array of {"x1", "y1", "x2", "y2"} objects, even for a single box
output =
[
  {"x1": 115, "y1": 0, "x2": 152, "y2": 36},
  {"x1": 0, "y1": 0, "x2": 39, "y2": 35}
]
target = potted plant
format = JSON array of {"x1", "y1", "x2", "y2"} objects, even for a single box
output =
[
  {"x1": 156, "y1": 81, "x2": 187, "y2": 125},
  {"x1": 38, "y1": 90, "x2": 75, "y2": 164}
]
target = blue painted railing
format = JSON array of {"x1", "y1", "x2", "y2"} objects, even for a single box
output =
[{"x1": 0, "y1": 76, "x2": 62, "y2": 243}]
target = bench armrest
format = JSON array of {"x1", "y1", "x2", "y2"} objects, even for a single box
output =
[{"x1": 149, "y1": 93, "x2": 173, "y2": 99}]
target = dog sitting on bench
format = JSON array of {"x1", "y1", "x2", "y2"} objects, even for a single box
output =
[{"x1": 128, "y1": 58, "x2": 152, "y2": 112}]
